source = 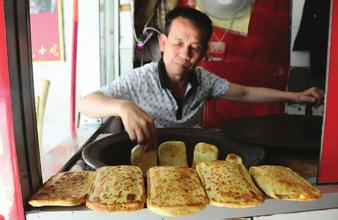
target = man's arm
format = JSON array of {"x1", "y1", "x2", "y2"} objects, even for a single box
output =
[
  {"x1": 222, "y1": 83, "x2": 324, "y2": 107},
  {"x1": 78, "y1": 91, "x2": 157, "y2": 150},
  {"x1": 78, "y1": 91, "x2": 123, "y2": 118}
]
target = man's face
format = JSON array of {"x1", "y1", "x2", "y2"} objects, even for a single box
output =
[{"x1": 159, "y1": 17, "x2": 206, "y2": 79}]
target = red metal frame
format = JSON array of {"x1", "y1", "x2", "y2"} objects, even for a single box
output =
[
  {"x1": 70, "y1": 0, "x2": 79, "y2": 134},
  {"x1": 318, "y1": 0, "x2": 338, "y2": 183},
  {"x1": 0, "y1": 0, "x2": 25, "y2": 219},
  {"x1": 0, "y1": 1, "x2": 336, "y2": 218}
]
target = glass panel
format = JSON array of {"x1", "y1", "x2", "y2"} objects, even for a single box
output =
[
  {"x1": 29, "y1": 0, "x2": 119, "y2": 181},
  {"x1": 30, "y1": 0, "x2": 71, "y2": 154},
  {"x1": 30, "y1": 0, "x2": 100, "y2": 153}
]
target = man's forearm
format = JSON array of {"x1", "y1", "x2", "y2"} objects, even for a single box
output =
[
  {"x1": 77, "y1": 91, "x2": 123, "y2": 118},
  {"x1": 223, "y1": 83, "x2": 295, "y2": 103},
  {"x1": 223, "y1": 83, "x2": 322, "y2": 105},
  {"x1": 240, "y1": 87, "x2": 296, "y2": 103}
]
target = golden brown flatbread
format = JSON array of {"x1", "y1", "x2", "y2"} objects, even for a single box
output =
[
  {"x1": 249, "y1": 165, "x2": 321, "y2": 201},
  {"x1": 28, "y1": 171, "x2": 96, "y2": 207},
  {"x1": 196, "y1": 155, "x2": 264, "y2": 208},
  {"x1": 158, "y1": 141, "x2": 188, "y2": 167},
  {"x1": 130, "y1": 144, "x2": 157, "y2": 176},
  {"x1": 86, "y1": 166, "x2": 145, "y2": 212},
  {"x1": 147, "y1": 166, "x2": 208, "y2": 216},
  {"x1": 192, "y1": 142, "x2": 218, "y2": 168}
]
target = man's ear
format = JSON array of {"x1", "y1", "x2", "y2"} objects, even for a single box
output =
[
  {"x1": 199, "y1": 46, "x2": 208, "y2": 61},
  {"x1": 200, "y1": 52, "x2": 208, "y2": 61},
  {"x1": 159, "y1": 34, "x2": 167, "y2": 53}
]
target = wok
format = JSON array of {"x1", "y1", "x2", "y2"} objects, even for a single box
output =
[
  {"x1": 221, "y1": 114, "x2": 323, "y2": 149},
  {"x1": 82, "y1": 128, "x2": 265, "y2": 170}
]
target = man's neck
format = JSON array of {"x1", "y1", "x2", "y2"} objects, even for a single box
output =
[
  {"x1": 157, "y1": 58, "x2": 198, "y2": 99},
  {"x1": 168, "y1": 76, "x2": 188, "y2": 99}
]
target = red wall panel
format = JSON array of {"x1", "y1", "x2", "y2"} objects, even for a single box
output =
[{"x1": 193, "y1": 0, "x2": 291, "y2": 128}]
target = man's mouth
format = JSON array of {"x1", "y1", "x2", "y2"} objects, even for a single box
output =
[{"x1": 176, "y1": 59, "x2": 192, "y2": 69}]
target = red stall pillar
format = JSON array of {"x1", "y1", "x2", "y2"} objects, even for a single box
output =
[
  {"x1": 318, "y1": 0, "x2": 338, "y2": 183},
  {"x1": 0, "y1": 0, "x2": 25, "y2": 219}
]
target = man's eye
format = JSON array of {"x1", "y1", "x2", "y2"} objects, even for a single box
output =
[
  {"x1": 174, "y1": 42, "x2": 183, "y2": 47},
  {"x1": 191, "y1": 46, "x2": 202, "y2": 52}
]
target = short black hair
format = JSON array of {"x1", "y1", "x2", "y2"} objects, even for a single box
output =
[{"x1": 164, "y1": 7, "x2": 213, "y2": 47}]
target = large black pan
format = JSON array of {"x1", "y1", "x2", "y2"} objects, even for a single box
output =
[
  {"x1": 221, "y1": 114, "x2": 323, "y2": 149},
  {"x1": 82, "y1": 128, "x2": 265, "y2": 170}
]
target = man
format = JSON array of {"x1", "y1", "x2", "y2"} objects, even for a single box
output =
[{"x1": 78, "y1": 7, "x2": 324, "y2": 150}]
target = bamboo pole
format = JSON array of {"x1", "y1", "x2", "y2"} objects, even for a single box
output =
[{"x1": 36, "y1": 79, "x2": 50, "y2": 152}]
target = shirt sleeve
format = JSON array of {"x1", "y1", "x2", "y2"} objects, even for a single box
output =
[
  {"x1": 197, "y1": 67, "x2": 230, "y2": 98},
  {"x1": 98, "y1": 70, "x2": 139, "y2": 100}
]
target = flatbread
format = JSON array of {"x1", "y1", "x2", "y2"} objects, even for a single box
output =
[
  {"x1": 86, "y1": 166, "x2": 145, "y2": 212},
  {"x1": 158, "y1": 141, "x2": 188, "y2": 166},
  {"x1": 147, "y1": 166, "x2": 208, "y2": 216},
  {"x1": 196, "y1": 156, "x2": 264, "y2": 208},
  {"x1": 130, "y1": 144, "x2": 157, "y2": 176},
  {"x1": 192, "y1": 142, "x2": 218, "y2": 168},
  {"x1": 249, "y1": 165, "x2": 321, "y2": 201},
  {"x1": 28, "y1": 171, "x2": 96, "y2": 207}
]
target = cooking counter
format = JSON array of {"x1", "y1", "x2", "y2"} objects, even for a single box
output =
[
  {"x1": 39, "y1": 117, "x2": 122, "y2": 181},
  {"x1": 33, "y1": 117, "x2": 338, "y2": 219},
  {"x1": 26, "y1": 185, "x2": 338, "y2": 220}
]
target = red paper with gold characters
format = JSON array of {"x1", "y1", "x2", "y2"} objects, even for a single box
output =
[{"x1": 30, "y1": 0, "x2": 64, "y2": 62}]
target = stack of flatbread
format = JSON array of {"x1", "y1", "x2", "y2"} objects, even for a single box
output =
[
  {"x1": 147, "y1": 166, "x2": 208, "y2": 216},
  {"x1": 28, "y1": 171, "x2": 95, "y2": 207},
  {"x1": 196, "y1": 154, "x2": 265, "y2": 208},
  {"x1": 86, "y1": 166, "x2": 145, "y2": 212},
  {"x1": 249, "y1": 165, "x2": 321, "y2": 201}
]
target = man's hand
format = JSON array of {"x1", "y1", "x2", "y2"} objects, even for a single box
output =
[
  {"x1": 295, "y1": 87, "x2": 324, "y2": 107},
  {"x1": 78, "y1": 92, "x2": 157, "y2": 151},
  {"x1": 119, "y1": 100, "x2": 157, "y2": 151}
]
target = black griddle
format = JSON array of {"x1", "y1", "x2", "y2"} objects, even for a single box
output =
[
  {"x1": 82, "y1": 128, "x2": 265, "y2": 170},
  {"x1": 222, "y1": 114, "x2": 323, "y2": 149}
]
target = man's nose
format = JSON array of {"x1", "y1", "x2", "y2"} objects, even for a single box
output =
[{"x1": 179, "y1": 46, "x2": 191, "y2": 60}]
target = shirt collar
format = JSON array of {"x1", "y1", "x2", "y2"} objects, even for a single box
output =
[{"x1": 157, "y1": 58, "x2": 199, "y2": 90}]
